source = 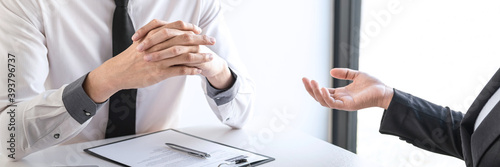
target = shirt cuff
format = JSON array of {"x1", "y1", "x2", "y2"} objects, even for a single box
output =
[
  {"x1": 379, "y1": 88, "x2": 411, "y2": 134},
  {"x1": 206, "y1": 68, "x2": 240, "y2": 106},
  {"x1": 62, "y1": 73, "x2": 105, "y2": 124}
]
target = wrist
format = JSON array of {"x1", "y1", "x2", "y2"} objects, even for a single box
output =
[
  {"x1": 206, "y1": 66, "x2": 234, "y2": 90},
  {"x1": 83, "y1": 68, "x2": 119, "y2": 103},
  {"x1": 380, "y1": 86, "x2": 394, "y2": 109}
]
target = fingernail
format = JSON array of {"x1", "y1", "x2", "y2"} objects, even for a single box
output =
[
  {"x1": 196, "y1": 27, "x2": 202, "y2": 33},
  {"x1": 144, "y1": 54, "x2": 152, "y2": 61},
  {"x1": 207, "y1": 53, "x2": 213, "y2": 60},
  {"x1": 196, "y1": 69, "x2": 202, "y2": 74},
  {"x1": 131, "y1": 33, "x2": 138, "y2": 41},
  {"x1": 136, "y1": 43, "x2": 144, "y2": 51},
  {"x1": 209, "y1": 37, "x2": 216, "y2": 44}
]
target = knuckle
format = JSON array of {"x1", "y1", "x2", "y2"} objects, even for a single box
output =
[
  {"x1": 185, "y1": 53, "x2": 195, "y2": 62},
  {"x1": 152, "y1": 19, "x2": 161, "y2": 25},
  {"x1": 171, "y1": 46, "x2": 182, "y2": 55},
  {"x1": 142, "y1": 38, "x2": 151, "y2": 46},
  {"x1": 175, "y1": 20, "x2": 186, "y2": 28},
  {"x1": 149, "y1": 52, "x2": 159, "y2": 61},
  {"x1": 194, "y1": 45, "x2": 200, "y2": 52},
  {"x1": 202, "y1": 35, "x2": 210, "y2": 43},
  {"x1": 135, "y1": 29, "x2": 143, "y2": 36},
  {"x1": 161, "y1": 28, "x2": 170, "y2": 37},
  {"x1": 203, "y1": 53, "x2": 211, "y2": 61},
  {"x1": 179, "y1": 67, "x2": 190, "y2": 74},
  {"x1": 182, "y1": 34, "x2": 194, "y2": 42}
]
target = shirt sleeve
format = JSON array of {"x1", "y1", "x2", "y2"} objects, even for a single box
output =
[
  {"x1": 379, "y1": 89, "x2": 464, "y2": 159},
  {"x1": 197, "y1": 0, "x2": 255, "y2": 129},
  {"x1": 0, "y1": 1, "x2": 97, "y2": 160},
  {"x1": 63, "y1": 74, "x2": 106, "y2": 124},
  {"x1": 205, "y1": 68, "x2": 240, "y2": 106}
]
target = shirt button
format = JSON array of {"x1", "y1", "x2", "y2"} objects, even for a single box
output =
[
  {"x1": 226, "y1": 118, "x2": 230, "y2": 121},
  {"x1": 54, "y1": 134, "x2": 60, "y2": 139}
]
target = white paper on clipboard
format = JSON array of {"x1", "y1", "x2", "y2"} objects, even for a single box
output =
[{"x1": 84, "y1": 129, "x2": 274, "y2": 167}]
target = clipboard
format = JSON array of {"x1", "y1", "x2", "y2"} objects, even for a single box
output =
[{"x1": 84, "y1": 129, "x2": 274, "y2": 167}]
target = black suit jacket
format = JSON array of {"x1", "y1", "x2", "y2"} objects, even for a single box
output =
[{"x1": 379, "y1": 68, "x2": 500, "y2": 167}]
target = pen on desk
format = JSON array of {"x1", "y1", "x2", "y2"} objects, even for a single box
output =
[{"x1": 165, "y1": 143, "x2": 211, "y2": 158}]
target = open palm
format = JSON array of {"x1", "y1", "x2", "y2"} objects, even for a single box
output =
[{"x1": 302, "y1": 68, "x2": 393, "y2": 111}]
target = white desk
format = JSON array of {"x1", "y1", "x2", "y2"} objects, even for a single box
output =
[{"x1": 1, "y1": 125, "x2": 376, "y2": 167}]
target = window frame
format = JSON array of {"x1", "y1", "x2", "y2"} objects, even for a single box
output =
[{"x1": 331, "y1": 0, "x2": 362, "y2": 153}]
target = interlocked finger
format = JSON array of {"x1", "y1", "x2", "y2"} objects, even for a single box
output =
[
  {"x1": 157, "y1": 53, "x2": 213, "y2": 68},
  {"x1": 133, "y1": 19, "x2": 201, "y2": 41},
  {"x1": 137, "y1": 29, "x2": 194, "y2": 51},
  {"x1": 145, "y1": 45, "x2": 201, "y2": 62},
  {"x1": 150, "y1": 34, "x2": 214, "y2": 51}
]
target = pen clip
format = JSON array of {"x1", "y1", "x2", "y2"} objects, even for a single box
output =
[{"x1": 187, "y1": 151, "x2": 208, "y2": 158}]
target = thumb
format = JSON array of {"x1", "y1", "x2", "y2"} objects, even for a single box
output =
[{"x1": 330, "y1": 68, "x2": 360, "y2": 81}]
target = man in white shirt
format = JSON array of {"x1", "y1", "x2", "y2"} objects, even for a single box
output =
[{"x1": 0, "y1": 0, "x2": 254, "y2": 160}]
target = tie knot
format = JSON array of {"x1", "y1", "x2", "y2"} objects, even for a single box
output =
[{"x1": 115, "y1": 0, "x2": 129, "y2": 7}]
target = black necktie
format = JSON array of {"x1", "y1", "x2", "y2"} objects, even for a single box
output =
[{"x1": 106, "y1": 0, "x2": 137, "y2": 138}]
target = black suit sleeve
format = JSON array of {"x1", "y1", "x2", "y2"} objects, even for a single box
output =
[{"x1": 379, "y1": 89, "x2": 464, "y2": 159}]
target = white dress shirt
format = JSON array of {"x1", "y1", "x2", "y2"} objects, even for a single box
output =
[
  {"x1": 0, "y1": 0, "x2": 254, "y2": 160},
  {"x1": 474, "y1": 88, "x2": 500, "y2": 131}
]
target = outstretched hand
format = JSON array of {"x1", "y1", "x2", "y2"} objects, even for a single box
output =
[{"x1": 302, "y1": 68, "x2": 394, "y2": 111}]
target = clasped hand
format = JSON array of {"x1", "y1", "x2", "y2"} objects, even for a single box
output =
[{"x1": 85, "y1": 20, "x2": 232, "y2": 103}]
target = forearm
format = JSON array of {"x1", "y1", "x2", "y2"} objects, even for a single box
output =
[
  {"x1": 199, "y1": 0, "x2": 255, "y2": 128},
  {"x1": 379, "y1": 89, "x2": 464, "y2": 159},
  {"x1": 0, "y1": 85, "x2": 94, "y2": 160},
  {"x1": 205, "y1": 68, "x2": 255, "y2": 128}
]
